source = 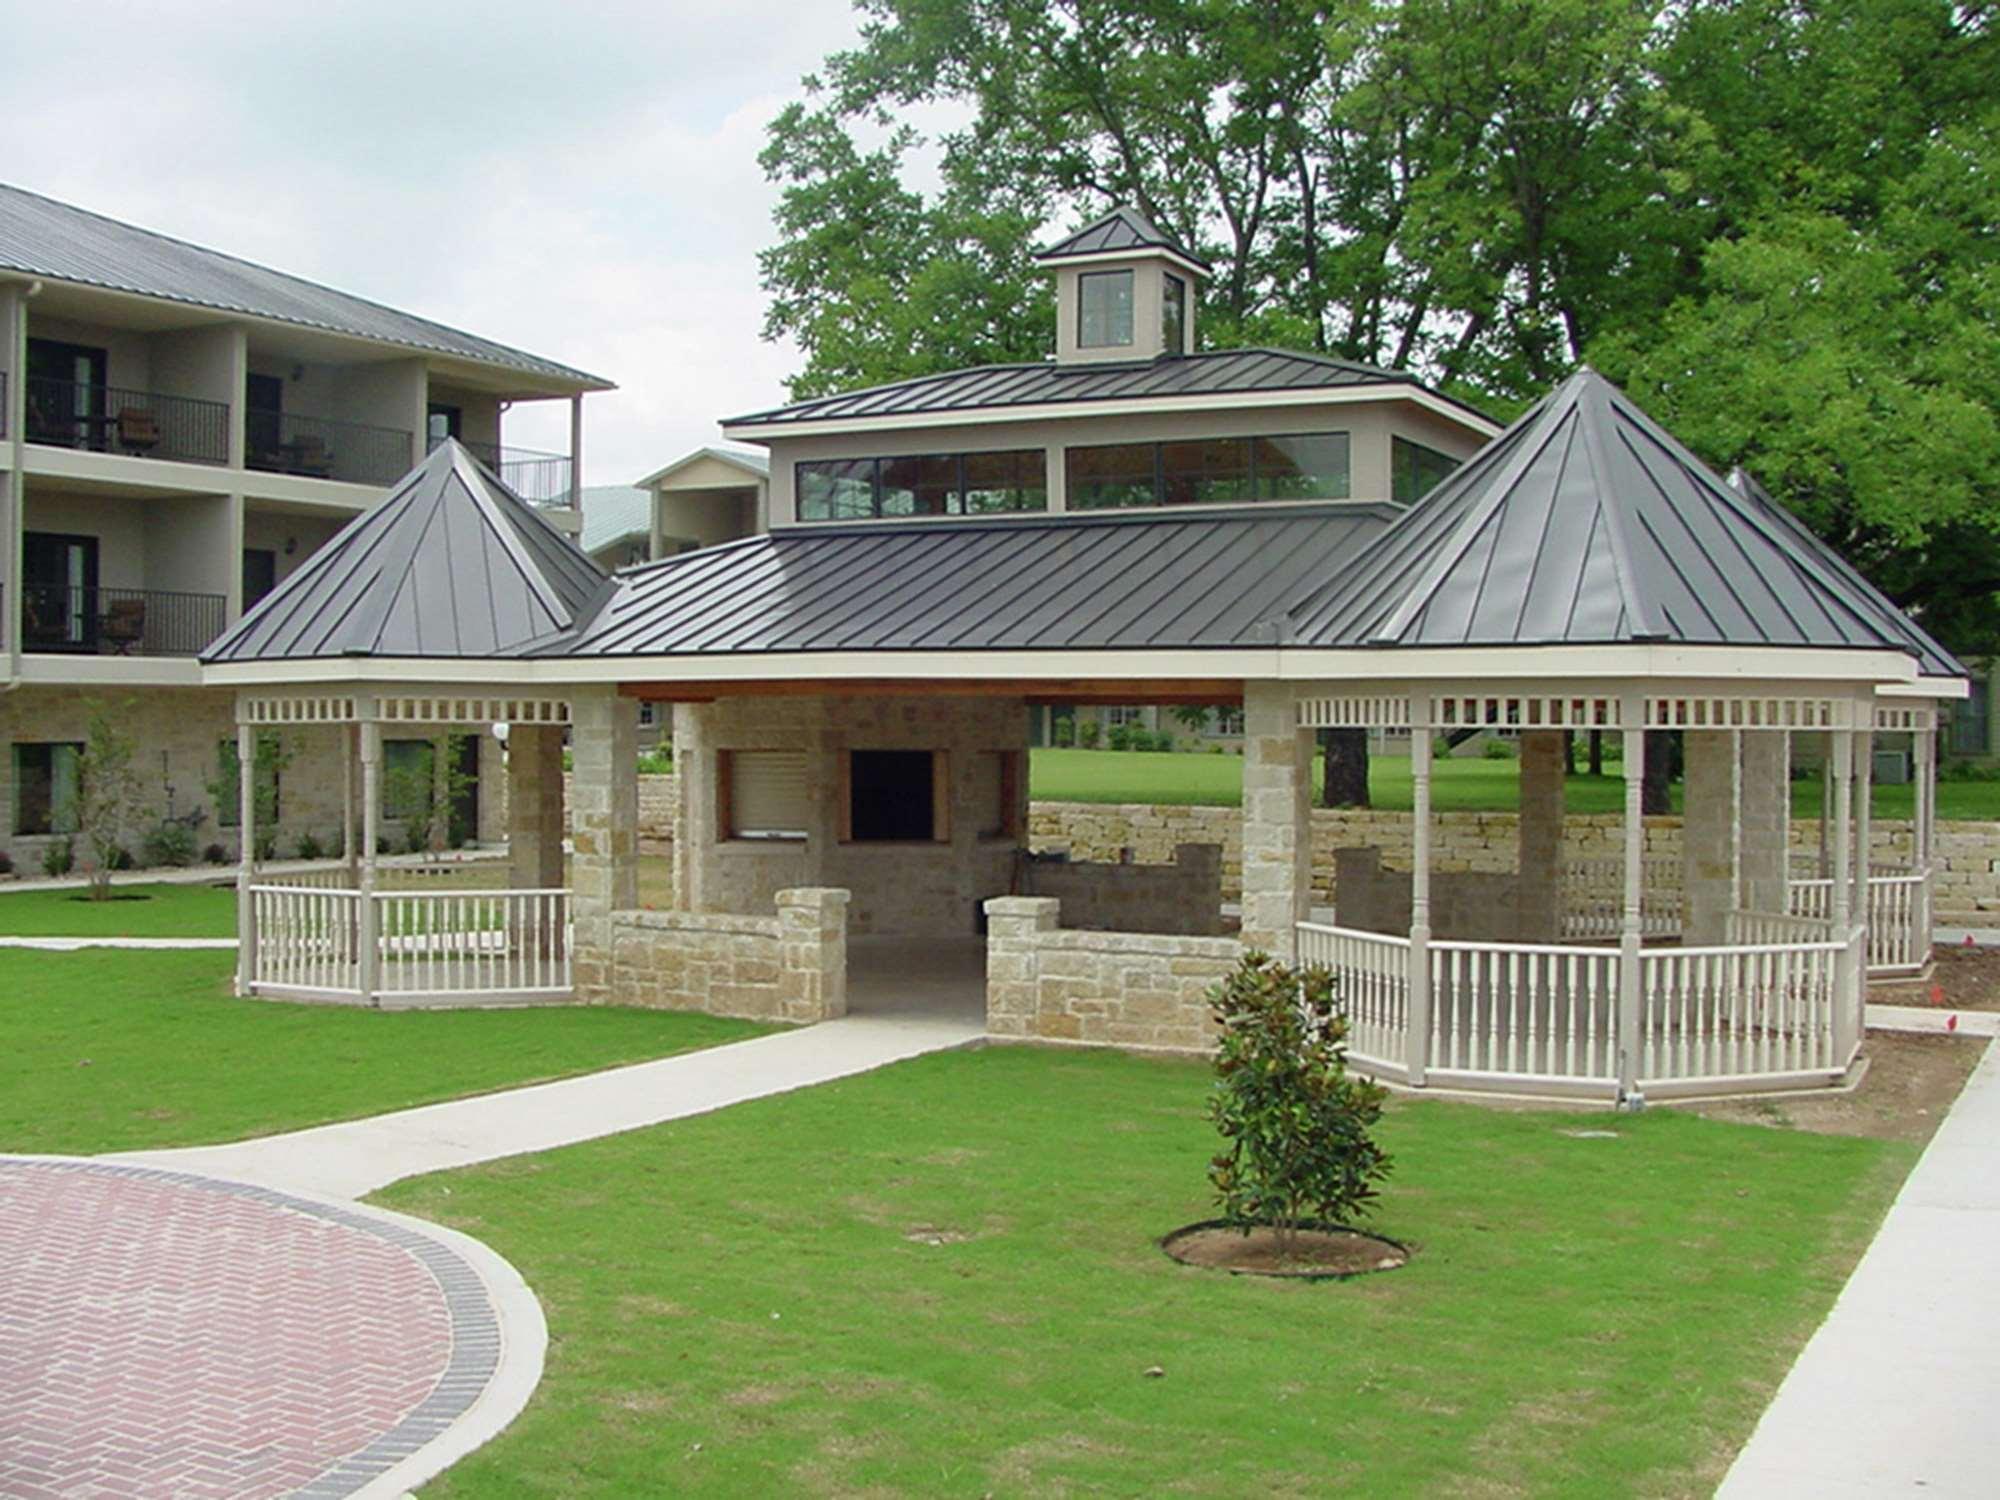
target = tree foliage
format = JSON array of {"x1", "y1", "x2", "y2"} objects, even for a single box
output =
[
  {"x1": 762, "y1": 0, "x2": 2000, "y2": 651},
  {"x1": 74, "y1": 703, "x2": 151, "y2": 900}
]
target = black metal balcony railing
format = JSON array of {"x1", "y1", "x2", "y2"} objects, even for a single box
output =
[
  {"x1": 20, "y1": 582, "x2": 227, "y2": 657},
  {"x1": 431, "y1": 436, "x2": 575, "y2": 508},
  {"x1": 247, "y1": 409, "x2": 415, "y2": 487},
  {"x1": 24, "y1": 376, "x2": 230, "y2": 466}
]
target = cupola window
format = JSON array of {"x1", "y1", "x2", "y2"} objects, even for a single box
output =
[
  {"x1": 1162, "y1": 273, "x2": 1187, "y2": 355},
  {"x1": 1078, "y1": 269, "x2": 1135, "y2": 348}
]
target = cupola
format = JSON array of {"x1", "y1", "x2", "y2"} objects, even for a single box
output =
[{"x1": 1033, "y1": 206, "x2": 1210, "y2": 366}]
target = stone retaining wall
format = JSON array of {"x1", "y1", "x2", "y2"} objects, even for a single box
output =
[
  {"x1": 984, "y1": 895, "x2": 1239, "y2": 1053},
  {"x1": 1020, "y1": 842, "x2": 1224, "y2": 935},
  {"x1": 601, "y1": 887, "x2": 847, "y2": 1024}
]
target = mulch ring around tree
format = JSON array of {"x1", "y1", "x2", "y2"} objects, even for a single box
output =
[{"x1": 1161, "y1": 1220, "x2": 1409, "y2": 1280}]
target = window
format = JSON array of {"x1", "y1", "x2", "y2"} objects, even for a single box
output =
[
  {"x1": 1208, "y1": 707, "x2": 1246, "y2": 737},
  {"x1": 722, "y1": 750, "x2": 809, "y2": 840},
  {"x1": 215, "y1": 737, "x2": 282, "y2": 828},
  {"x1": 1392, "y1": 436, "x2": 1460, "y2": 503},
  {"x1": 845, "y1": 750, "x2": 943, "y2": 842},
  {"x1": 796, "y1": 451, "x2": 1048, "y2": 521},
  {"x1": 1162, "y1": 273, "x2": 1187, "y2": 355},
  {"x1": 14, "y1": 742, "x2": 82, "y2": 836},
  {"x1": 970, "y1": 751, "x2": 1021, "y2": 839},
  {"x1": 1105, "y1": 706, "x2": 1147, "y2": 727},
  {"x1": 1951, "y1": 678, "x2": 1991, "y2": 757},
  {"x1": 1254, "y1": 433, "x2": 1350, "y2": 501},
  {"x1": 1067, "y1": 431, "x2": 1351, "y2": 510},
  {"x1": 1078, "y1": 270, "x2": 1135, "y2": 348}
]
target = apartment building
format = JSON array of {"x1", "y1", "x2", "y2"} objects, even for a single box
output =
[{"x1": 0, "y1": 183, "x2": 608, "y2": 869}]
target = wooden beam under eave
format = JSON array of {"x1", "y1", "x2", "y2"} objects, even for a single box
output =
[{"x1": 617, "y1": 679, "x2": 1245, "y2": 706}]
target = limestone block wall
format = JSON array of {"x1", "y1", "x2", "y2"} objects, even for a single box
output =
[
  {"x1": 604, "y1": 888, "x2": 847, "y2": 1024},
  {"x1": 0, "y1": 685, "x2": 347, "y2": 868},
  {"x1": 1021, "y1": 842, "x2": 1225, "y2": 935},
  {"x1": 1333, "y1": 847, "x2": 1524, "y2": 941},
  {"x1": 985, "y1": 895, "x2": 1240, "y2": 1053}
]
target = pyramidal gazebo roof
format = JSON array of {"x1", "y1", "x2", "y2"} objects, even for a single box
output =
[
  {"x1": 204, "y1": 440, "x2": 610, "y2": 663},
  {"x1": 1288, "y1": 368, "x2": 1964, "y2": 677},
  {"x1": 1032, "y1": 205, "x2": 1212, "y2": 274}
]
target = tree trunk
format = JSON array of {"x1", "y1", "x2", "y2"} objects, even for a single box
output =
[
  {"x1": 1588, "y1": 730, "x2": 1603, "y2": 777},
  {"x1": 1319, "y1": 728, "x2": 1370, "y2": 808},
  {"x1": 1563, "y1": 730, "x2": 1576, "y2": 775},
  {"x1": 1642, "y1": 731, "x2": 1677, "y2": 816}
]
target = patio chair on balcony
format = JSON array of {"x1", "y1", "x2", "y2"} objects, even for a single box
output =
[
  {"x1": 115, "y1": 407, "x2": 162, "y2": 455},
  {"x1": 100, "y1": 597, "x2": 146, "y2": 655},
  {"x1": 286, "y1": 436, "x2": 335, "y2": 478}
]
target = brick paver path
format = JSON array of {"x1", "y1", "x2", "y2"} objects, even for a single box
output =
[{"x1": 0, "y1": 1158, "x2": 497, "y2": 1499}]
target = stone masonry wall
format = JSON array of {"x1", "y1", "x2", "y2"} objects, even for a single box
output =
[
  {"x1": 605, "y1": 888, "x2": 847, "y2": 1024},
  {"x1": 985, "y1": 895, "x2": 1240, "y2": 1053},
  {"x1": 1020, "y1": 842, "x2": 1224, "y2": 935}
]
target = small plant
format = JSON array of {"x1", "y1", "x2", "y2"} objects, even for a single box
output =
[
  {"x1": 296, "y1": 831, "x2": 326, "y2": 862},
  {"x1": 142, "y1": 818, "x2": 199, "y2": 869},
  {"x1": 203, "y1": 842, "x2": 229, "y2": 866},
  {"x1": 108, "y1": 846, "x2": 136, "y2": 871},
  {"x1": 1482, "y1": 736, "x2": 1517, "y2": 760},
  {"x1": 41, "y1": 837, "x2": 75, "y2": 878},
  {"x1": 1050, "y1": 716, "x2": 1076, "y2": 748},
  {"x1": 636, "y1": 747, "x2": 674, "y2": 776},
  {"x1": 74, "y1": 702, "x2": 153, "y2": 900},
  {"x1": 1207, "y1": 952, "x2": 1391, "y2": 1252},
  {"x1": 254, "y1": 829, "x2": 280, "y2": 862},
  {"x1": 1106, "y1": 722, "x2": 1134, "y2": 752},
  {"x1": 1077, "y1": 720, "x2": 1101, "y2": 750}
]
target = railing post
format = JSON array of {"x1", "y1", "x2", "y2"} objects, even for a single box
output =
[
  {"x1": 1406, "y1": 697, "x2": 1432, "y2": 1087},
  {"x1": 235, "y1": 719, "x2": 257, "y2": 996},
  {"x1": 1616, "y1": 704, "x2": 1646, "y2": 1106},
  {"x1": 358, "y1": 720, "x2": 382, "y2": 1006}
]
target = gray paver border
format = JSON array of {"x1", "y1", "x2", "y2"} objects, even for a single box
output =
[{"x1": 1, "y1": 1155, "x2": 546, "y2": 1499}]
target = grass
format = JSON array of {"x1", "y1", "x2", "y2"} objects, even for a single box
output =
[
  {"x1": 378, "y1": 1045, "x2": 1913, "y2": 1497},
  {"x1": 0, "y1": 950, "x2": 772, "y2": 1154},
  {"x1": 0, "y1": 879, "x2": 239, "y2": 937},
  {"x1": 1031, "y1": 747, "x2": 1990, "y2": 819}
]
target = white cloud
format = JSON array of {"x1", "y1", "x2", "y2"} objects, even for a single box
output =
[{"x1": 0, "y1": 0, "x2": 870, "y2": 483}]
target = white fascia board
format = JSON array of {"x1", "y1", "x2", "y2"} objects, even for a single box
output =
[
  {"x1": 1032, "y1": 245, "x2": 1213, "y2": 279},
  {"x1": 721, "y1": 383, "x2": 1501, "y2": 443},
  {"x1": 634, "y1": 446, "x2": 770, "y2": 489},
  {"x1": 1277, "y1": 644, "x2": 1922, "y2": 686},
  {"x1": 1880, "y1": 677, "x2": 1970, "y2": 700}
]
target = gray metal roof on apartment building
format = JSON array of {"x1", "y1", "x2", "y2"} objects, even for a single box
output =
[
  {"x1": 724, "y1": 348, "x2": 1475, "y2": 429},
  {"x1": 1287, "y1": 369, "x2": 1965, "y2": 675},
  {"x1": 580, "y1": 486, "x2": 654, "y2": 554},
  {"x1": 0, "y1": 182, "x2": 608, "y2": 387},
  {"x1": 204, "y1": 441, "x2": 611, "y2": 663},
  {"x1": 1032, "y1": 205, "x2": 1213, "y2": 273},
  {"x1": 544, "y1": 504, "x2": 1399, "y2": 657}
]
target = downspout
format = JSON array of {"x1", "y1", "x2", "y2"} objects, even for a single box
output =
[{"x1": 2, "y1": 276, "x2": 42, "y2": 694}]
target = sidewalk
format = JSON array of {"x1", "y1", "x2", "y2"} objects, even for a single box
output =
[
  {"x1": 115, "y1": 1012, "x2": 985, "y2": 1199},
  {"x1": 1717, "y1": 1037, "x2": 2000, "y2": 1498}
]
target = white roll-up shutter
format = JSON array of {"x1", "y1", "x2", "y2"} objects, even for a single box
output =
[{"x1": 730, "y1": 750, "x2": 809, "y2": 837}]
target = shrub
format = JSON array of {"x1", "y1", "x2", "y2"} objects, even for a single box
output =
[
  {"x1": 636, "y1": 747, "x2": 674, "y2": 776},
  {"x1": 1482, "y1": 736, "x2": 1517, "y2": 760},
  {"x1": 1207, "y1": 953, "x2": 1391, "y2": 1247},
  {"x1": 1077, "y1": 721, "x2": 1102, "y2": 750},
  {"x1": 254, "y1": 829, "x2": 280, "y2": 863},
  {"x1": 41, "y1": 838, "x2": 75, "y2": 878},
  {"x1": 1051, "y1": 717, "x2": 1077, "y2": 748},
  {"x1": 203, "y1": 842, "x2": 229, "y2": 866},
  {"x1": 1106, "y1": 722, "x2": 1134, "y2": 752},
  {"x1": 296, "y1": 831, "x2": 326, "y2": 862},
  {"x1": 108, "y1": 846, "x2": 136, "y2": 871},
  {"x1": 142, "y1": 820, "x2": 199, "y2": 869}
]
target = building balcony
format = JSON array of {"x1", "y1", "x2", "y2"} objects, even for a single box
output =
[
  {"x1": 433, "y1": 436, "x2": 574, "y2": 508},
  {"x1": 23, "y1": 376, "x2": 229, "y2": 466},
  {"x1": 18, "y1": 582, "x2": 227, "y2": 657},
  {"x1": 247, "y1": 410, "x2": 415, "y2": 488}
]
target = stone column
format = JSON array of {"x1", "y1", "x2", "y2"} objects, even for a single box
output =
[
  {"x1": 1739, "y1": 732, "x2": 1790, "y2": 915},
  {"x1": 571, "y1": 688, "x2": 637, "y2": 1002},
  {"x1": 1681, "y1": 730, "x2": 1737, "y2": 944},
  {"x1": 984, "y1": 895, "x2": 1060, "y2": 1040},
  {"x1": 776, "y1": 887, "x2": 849, "y2": 1023},
  {"x1": 1240, "y1": 681, "x2": 1309, "y2": 961},
  {"x1": 1515, "y1": 730, "x2": 1566, "y2": 941},
  {"x1": 506, "y1": 723, "x2": 565, "y2": 891}
]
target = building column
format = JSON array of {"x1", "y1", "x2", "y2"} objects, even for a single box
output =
[
  {"x1": 1616, "y1": 705, "x2": 1647, "y2": 1104},
  {"x1": 568, "y1": 394, "x2": 584, "y2": 513},
  {"x1": 507, "y1": 723, "x2": 566, "y2": 890},
  {"x1": 1681, "y1": 730, "x2": 1737, "y2": 943},
  {"x1": 234, "y1": 719, "x2": 258, "y2": 996},
  {"x1": 1739, "y1": 731, "x2": 1790, "y2": 915},
  {"x1": 570, "y1": 688, "x2": 637, "y2": 1001},
  {"x1": 1515, "y1": 730, "x2": 1566, "y2": 941},
  {"x1": 1239, "y1": 681, "x2": 1309, "y2": 962}
]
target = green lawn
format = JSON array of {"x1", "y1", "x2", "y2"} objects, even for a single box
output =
[
  {"x1": 0, "y1": 950, "x2": 772, "y2": 1154},
  {"x1": 0, "y1": 879, "x2": 239, "y2": 937},
  {"x1": 1031, "y1": 747, "x2": 1987, "y2": 819},
  {"x1": 379, "y1": 1045, "x2": 1911, "y2": 1497}
]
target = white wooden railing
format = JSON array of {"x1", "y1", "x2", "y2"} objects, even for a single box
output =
[
  {"x1": 249, "y1": 884, "x2": 364, "y2": 998},
  {"x1": 1787, "y1": 867, "x2": 1930, "y2": 975},
  {"x1": 1727, "y1": 908, "x2": 1836, "y2": 947},
  {"x1": 1297, "y1": 922, "x2": 1410, "y2": 1070},
  {"x1": 1562, "y1": 856, "x2": 1682, "y2": 940},
  {"x1": 1637, "y1": 938, "x2": 1843, "y2": 1085},
  {"x1": 1430, "y1": 939, "x2": 1622, "y2": 1083}
]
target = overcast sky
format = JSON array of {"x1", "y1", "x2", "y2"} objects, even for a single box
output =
[{"x1": 0, "y1": 0, "x2": 883, "y2": 485}]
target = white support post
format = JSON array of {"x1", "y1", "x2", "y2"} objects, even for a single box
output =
[
  {"x1": 1616, "y1": 707, "x2": 1646, "y2": 1106},
  {"x1": 358, "y1": 720, "x2": 382, "y2": 1006},
  {"x1": 341, "y1": 723, "x2": 356, "y2": 870},
  {"x1": 1830, "y1": 729, "x2": 1859, "y2": 1061},
  {"x1": 1406, "y1": 698, "x2": 1433, "y2": 1087},
  {"x1": 1854, "y1": 724, "x2": 1874, "y2": 933},
  {"x1": 234, "y1": 720, "x2": 257, "y2": 997},
  {"x1": 1917, "y1": 724, "x2": 1936, "y2": 956},
  {"x1": 568, "y1": 394, "x2": 584, "y2": 513},
  {"x1": 1729, "y1": 729, "x2": 1743, "y2": 915},
  {"x1": 1819, "y1": 751, "x2": 1832, "y2": 879}
]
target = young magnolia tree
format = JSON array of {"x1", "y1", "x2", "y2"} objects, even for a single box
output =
[
  {"x1": 74, "y1": 702, "x2": 152, "y2": 900},
  {"x1": 1207, "y1": 953, "x2": 1391, "y2": 1249}
]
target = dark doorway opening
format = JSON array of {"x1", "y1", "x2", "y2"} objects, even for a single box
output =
[{"x1": 849, "y1": 750, "x2": 935, "y2": 841}]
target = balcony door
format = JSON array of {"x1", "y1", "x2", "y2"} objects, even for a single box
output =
[
  {"x1": 22, "y1": 532, "x2": 99, "y2": 651},
  {"x1": 25, "y1": 339, "x2": 108, "y2": 449},
  {"x1": 246, "y1": 372, "x2": 284, "y2": 463}
]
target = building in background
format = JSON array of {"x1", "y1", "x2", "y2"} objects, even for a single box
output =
[{"x1": 0, "y1": 182, "x2": 608, "y2": 869}]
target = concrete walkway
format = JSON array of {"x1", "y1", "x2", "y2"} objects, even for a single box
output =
[
  {"x1": 116, "y1": 1013, "x2": 985, "y2": 1200},
  {"x1": 1718, "y1": 1037, "x2": 2000, "y2": 1498}
]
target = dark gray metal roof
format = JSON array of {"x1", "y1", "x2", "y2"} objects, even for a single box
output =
[
  {"x1": 724, "y1": 348, "x2": 1478, "y2": 429},
  {"x1": 0, "y1": 182, "x2": 608, "y2": 387},
  {"x1": 544, "y1": 504, "x2": 1399, "y2": 657},
  {"x1": 1288, "y1": 368, "x2": 1966, "y2": 674},
  {"x1": 1033, "y1": 206, "x2": 1212, "y2": 273},
  {"x1": 204, "y1": 440, "x2": 611, "y2": 663}
]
